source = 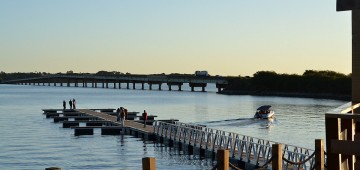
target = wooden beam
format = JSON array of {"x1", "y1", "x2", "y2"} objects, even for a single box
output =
[{"x1": 331, "y1": 140, "x2": 360, "y2": 155}]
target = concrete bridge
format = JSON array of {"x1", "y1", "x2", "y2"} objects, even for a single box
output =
[{"x1": 2, "y1": 74, "x2": 228, "y2": 92}]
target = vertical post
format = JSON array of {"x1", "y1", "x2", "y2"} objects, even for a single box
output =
[
  {"x1": 217, "y1": 149, "x2": 229, "y2": 170},
  {"x1": 127, "y1": 82, "x2": 129, "y2": 89},
  {"x1": 325, "y1": 116, "x2": 341, "y2": 169},
  {"x1": 315, "y1": 139, "x2": 324, "y2": 170},
  {"x1": 158, "y1": 84, "x2": 162, "y2": 90},
  {"x1": 133, "y1": 82, "x2": 136, "y2": 89},
  {"x1": 142, "y1": 157, "x2": 156, "y2": 170},
  {"x1": 113, "y1": 82, "x2": 116, "y2": 89},
  {"x1": 353, "y1": 9, "x2": 360, "y2": 103},
  {"x1": 118, "y1": 82, "x2": 121, "y2": 89},
  {"x1": 341, "y1": 118, "x2": 355, "y2": 169},
  {"x1": 149, "y1": 84, "x2": 152, "y2": 90},
  {"x1": 45, "y1": 167, "x2": 61, "y2": 170},
  {"x1": 272, "y1": 143, "x2": 282, "y2": 170},
  {"x1": 142, "y1": 82, "x2": 144, "y2": 90},
  {"x1": 178, "y1": 84, "x2": 182, "y2": 91},
  {"x1": 169, "y1": 85, "x2": 172, "y2": 91}
]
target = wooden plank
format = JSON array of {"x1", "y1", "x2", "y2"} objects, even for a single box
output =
[{"x1": 331, "y1": 140, "x2": 360, "y2": 155}]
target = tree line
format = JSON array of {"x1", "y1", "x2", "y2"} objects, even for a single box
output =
[{"x1": 223, "y1": 70, "x2": 351, "y2": 100}]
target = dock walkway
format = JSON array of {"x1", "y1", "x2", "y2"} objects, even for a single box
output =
[{"x1": 76, "y1": 109, "x2": 154, "y2": 133}]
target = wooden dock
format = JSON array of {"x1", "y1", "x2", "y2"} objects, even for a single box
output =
[{"x1": 43, "y1": 108, "x2": 318, "y2": 170}]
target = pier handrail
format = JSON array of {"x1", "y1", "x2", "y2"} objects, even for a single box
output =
[{"x1": 154, "y1": 120, "x2": 317, "y2": 169}]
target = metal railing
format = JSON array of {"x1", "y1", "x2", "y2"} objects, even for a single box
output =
[{"x1": 154, "y1": 121, "x2": 317, "y2": 169}]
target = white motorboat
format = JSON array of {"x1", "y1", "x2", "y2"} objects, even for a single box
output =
[{"x1": 254, "y1": 105, "x2": 275, "y2": 119}]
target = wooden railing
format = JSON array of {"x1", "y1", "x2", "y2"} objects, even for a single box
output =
[{"x1": 325, "y1": 102, "x2": 360, "y2": 170}]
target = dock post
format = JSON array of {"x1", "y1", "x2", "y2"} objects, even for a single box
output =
[
  {"x1": 127, "y1": 82, "x2": 130, "y2": 89},
  {"x1": 113, "y1": 82, "x2": 116, "y2": 89},
  {"x1": 45, "y1": 167, "x2": 61, "y2": 170},
  {"x1": 142, "y1": 82, "x2": 144, "y2": 90},
  {"x1": 142, "y1": 157, "x2": 156, "y2": 170},
  {"x1": 315, "y1": 139, "x2": 324, "y2": 170},
  {"x1": 118, "y1": 82, "x2": 121, "y2": 89},
  {"x1": 178, "y1": 85, "x2": 182, "y2": 91},
  {"x1": 217, "y1": 149, "x2": 229, "y2": 170},
  {"x1": 272, "y1": 144, "x2": 282, "y2": 170},
  {"x1": 133, "y1": 82, "x2": 136, "y2": 89},
  {"x1": 168, "y1": 85, "x2": 172, "y2": 91}
]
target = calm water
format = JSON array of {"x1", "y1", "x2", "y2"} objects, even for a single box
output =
[{"x1": 0, "y1": 84, "x2": 345, "y2": 169}]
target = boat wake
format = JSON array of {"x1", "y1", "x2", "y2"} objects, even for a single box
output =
[{"x1": 199, "y1": 117, "x2": 277, "y2": 128}]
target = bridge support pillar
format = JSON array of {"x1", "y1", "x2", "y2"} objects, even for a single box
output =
[
  {"x1": 127, "y1": 82, "x2": 130, "y2": 89},
  {"x1": 168, "y1": 85, "x2": 172, "y2": 91},
  {"x1": 178, "y1": 85, "x2": 182, "y2": 91},
  {"x1": 54, "y1": 82, "x2": 56, "y2": 86},
  {"x1": 158, "y1": 84, "x2": 162, "y2": 90},
  {"x1": 113, "y1": 82, "x2": 116, "y2": 89},
  {"x1": 149, "y1": 84, "x2": 152, "y2": 90},
  {"x1": 133, "y1": 83, "x2": 136, "y2": 89},
  {"x1": 48, "y1": 82, "x2": 50, "y2": 86},
  {"x1": 60, "y1": 83, "x2": 63, "y2": 86},
  {"x1": 102, "y1": 82, "x2": 105, "y2": 88},
  {"x1": 189, "y1": 83, "x2": 207, "y2": 92},
  {"x1": 43, "y1": 82, "x2": 45, "y2": 86},
  {"x1": 95, "y1": 82, "x2": 97, "y2": 88},
  {"x1": 118, "y1": 82, "x2": 121, "y2": 89},
  {"x1": 106, "y1": 82, "x2": 108, "y2": 88},
  {"x1": 142, "y1": 83, "x2": 144, "y2": 90}
]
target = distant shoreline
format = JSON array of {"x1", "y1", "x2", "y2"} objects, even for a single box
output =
[{"x1": 218, "y1": 90, "x2": 351, "y2": 101}]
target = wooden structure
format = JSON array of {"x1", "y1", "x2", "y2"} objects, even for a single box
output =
[{"x1": 325, "y1": 103, "x2": 360, "y2": 169}]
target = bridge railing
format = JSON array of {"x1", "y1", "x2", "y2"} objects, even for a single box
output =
[{"x1": 154, "y1": 121, "x2": 317, "y2": 169}]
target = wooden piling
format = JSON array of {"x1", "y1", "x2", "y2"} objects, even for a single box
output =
[
  {"x1": 315, "y1": 139, "x2": 324, "y2": 170},
  {"x1": 142, "y1": 157, "x2": 156, "y2": 170},
  {"x1": 45, "y1": 167, "x2": 61, "y2": 170},
  {"x1": 272, "y1": 144, "x2": 282, "y2": 170},
  {"x1": 217, "y1": 149, "x2": 229, "y2": 170}
]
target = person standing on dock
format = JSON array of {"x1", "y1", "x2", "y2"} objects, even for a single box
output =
[
  {"x1": 69, "y1": 99, "x2": 73, "y2": 109},
  {"x1": 142, "y1": 110, "x2": 148, "y2": 128},
  {"x1": 72, "y1": 98, "x2": 76, "y2": 109},
  {"x1": 124, "y1": 108, "x2": 128, "y2": 120},
  {"x1": 120, "y1": 108, "x2": 125, "y2": 127},
  {"x1": 63, "y1": 100, "x2": 66, "y2": 109},
  {"x1": 116, "y1": 108, "x2": 120, "y2": 122}
]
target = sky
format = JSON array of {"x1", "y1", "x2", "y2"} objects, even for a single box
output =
[{"x1": 0, "y1": 0, "x2": 353, "y2": 76}]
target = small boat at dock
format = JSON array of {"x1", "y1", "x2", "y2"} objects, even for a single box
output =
[{"x1": 254, "y1": 105, "x2": 275, "y2": 119}]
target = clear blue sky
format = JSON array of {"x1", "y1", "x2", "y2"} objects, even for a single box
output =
[{"x1": 0, "y1": 0, "x2": 352, "y2": 76}]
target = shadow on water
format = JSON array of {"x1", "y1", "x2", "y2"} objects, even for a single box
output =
[{"x1": 200, "y1": 117, "x2": 278, "y2": 129}]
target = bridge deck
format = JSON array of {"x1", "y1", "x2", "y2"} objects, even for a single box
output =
[{"x1": 76, "y1": 109, "x2": 154, "y2": 133}]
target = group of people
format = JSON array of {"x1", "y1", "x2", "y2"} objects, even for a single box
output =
[
  {"x1": 116, "y1": 107, "x2": 128, "y2": 127},
  {"x1": 116, "y1": 107, "x2": 148, "y2": 128},
  {"x1": 62, "y1": 99, "x2": 76, "y2": 110}
]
